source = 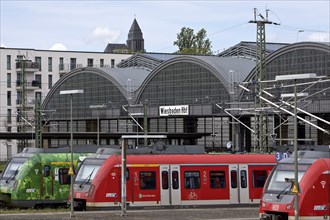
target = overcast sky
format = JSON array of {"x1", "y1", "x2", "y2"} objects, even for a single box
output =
[{"x1": 1, "y1": 0, "x2": 329, "y2": 53}]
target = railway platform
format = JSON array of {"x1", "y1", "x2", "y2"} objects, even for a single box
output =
[{"x1": 0, "y1": 206, "x2": 259, "y2": 220}]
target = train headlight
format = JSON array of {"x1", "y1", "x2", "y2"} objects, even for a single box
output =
[
  {"x1": 261, "y1": 202, "x2": 266, "y2": 207},
  {"x1": 286, "y1": 204, "x2": 291, "y2": 209}
]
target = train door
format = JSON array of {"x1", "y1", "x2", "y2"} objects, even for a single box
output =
[
  {"x1": 42, "y1": 164, "x2": 53, "y2": 200},
  {"x1": 229, "y1": 164, "x2": 239, "y2": 204},
  {"x1": 229, "y1": 164, "x2": 249, "y2": 204},
  {"x1": 238, "y1": 164, "x2": 249, "y2": 203},
  {"x1": 170, "y1": 165, "x2": 181, "y2": 205},
  {"x1": 160, "y1": 165, "x2": 170, "y2": 205}
]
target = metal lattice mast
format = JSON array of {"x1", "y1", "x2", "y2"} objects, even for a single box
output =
[
  {"x1": 35, "y1": 94, "x2": 42, "y2": 148},
  {"x1": 17, "y1": 56, "x2": 29, "y2": 151},
  {"x1": 249, "y1": 8, "x2": 275, "y2": 153}
]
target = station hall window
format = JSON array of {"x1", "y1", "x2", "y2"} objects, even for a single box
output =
[
  {"x1": 140, "y1": 171, "x2": 156, "y2": 190},
  {"x1": 210, "y1": 171, "x2": 226, "y2": 188},
  {"x1": 184, "y1": 171, "x2": 200, "y2": 189},
  {"x1": 252, "y1": 170, "x2": 268, "y2": 188}
]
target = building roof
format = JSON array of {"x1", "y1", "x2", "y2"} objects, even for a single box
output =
[
  {"x1": 104, "y1": 43, "x2": 127, "y2": 53},
  {"x1": 137, "y1": 55, "x2": 256, "y2": 98},
  {"x1": 197, "y1": 56, "x2": 256, "y2": 85},
  {"x1": 218, "y1": 41, "x2": 289, "y2": 59},
  {"x1": 96, "y1": 67, "x2": 150, "y2": 93},
  {"x1": 127, "y1": 18, "x2": 143, "y2": 40},
  {"x1": 117, "y1": 53, "x2": 181, "y2": 70}
]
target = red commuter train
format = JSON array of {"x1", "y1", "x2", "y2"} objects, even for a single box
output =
[
  {"x1": 259, "y1": 150, "x2": 330, "y2": 220},
  {"x1": 73, "y1": 152, "x2": 276, "y2": 210}
]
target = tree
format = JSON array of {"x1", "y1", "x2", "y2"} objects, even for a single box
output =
[{"x1": 173, "y1": 27, "x2": 212, "y2": 55}]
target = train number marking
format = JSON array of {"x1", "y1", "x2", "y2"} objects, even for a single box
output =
[{"x1": 272, "y1": 204, "x2": 279, "y2": 211}]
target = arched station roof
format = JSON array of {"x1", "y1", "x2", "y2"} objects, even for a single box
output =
[
  {"x1": 42, "y1": 67, "x2": 150, "y2": 120},
  {"x1": 218, "y1": 41, "x2": 289, "y2": 60},
  {"x1": 136, "y1": 55, "x2": 255, "y2": 106},
  {"x1": 240, "y1": 42, "x2": 330, "y2": 113}
]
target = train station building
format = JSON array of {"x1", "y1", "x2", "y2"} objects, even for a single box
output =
[
  {"x1": 41, "y1": 41, "x2": 330, "y2": 152},
  {"x1": 1, "y1": 18, "x2": 329, "y2": 159}
]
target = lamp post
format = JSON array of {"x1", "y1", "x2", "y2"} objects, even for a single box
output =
[
  {"x1": 90, "y1": 104, "x2": 106, "y2": 146},
  {"x1": 59, "y1": 89, "x2": 84, "y2": 218},
  {"x1": 120, "y1": 135, "x2": 167, "y2": 216},
  {"x1": 275, "y1": 73, "x2": 316, "y2": 220}
]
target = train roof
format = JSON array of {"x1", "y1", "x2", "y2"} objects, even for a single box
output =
[
  {"x1": 11, "y1": 145, "x2": 119, "y2": 159},
  {"x1": 85, "y1": 145, "x2": 206, "y2": 160},
  {"x1": 113, "y1": 153, "x2": 277, "y2": 165},
  {"x1": 279, "y1": 150, "x2": 330, "y2": 164}
]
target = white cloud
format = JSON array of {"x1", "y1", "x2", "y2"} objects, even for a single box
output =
[
  {"x1": 85, "y1": 26, "x2": 121, "y2": 44},
  {"x1": 307, "y1": 32, "x2": 330, "y2": 42},
  {"x1": 49, "y1": 43, "x2": 68, "y2": 51}
]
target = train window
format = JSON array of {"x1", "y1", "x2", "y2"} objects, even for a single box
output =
[
  {"x1": 230, "y1": 170, "x2": 237, "y2": 188},
  {"x1": 252, "y1": 170, "x2": 268, "y2": 188},
  {"x1": 172, "y1": 171, "x2": 179, "y2": 189},
  {"x1": 59, "y1": 168, "x2": 70, "y2": 185},
  {"x1": 162, "y1": 171, "x2": 169, "y2": 190},
  {"x1": 240, "y1": 170, "x2": 247, "y2": 188},
  {"x1": 184, "y1": 171, "x2": 200, "y2": 189},
  {"x1": 44, "y1": 165, "x2": 51, "y2": 177},
  {"x1": 210, "y1": 171, "x2": 226, "y2": 188},
  {"x1": 140, "y1": 171, "x2": 156, "y2": 190}
]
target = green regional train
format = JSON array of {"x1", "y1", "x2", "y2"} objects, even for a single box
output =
[{"x1": 0, "y1": 146, "x2": 110, "y2": 208}]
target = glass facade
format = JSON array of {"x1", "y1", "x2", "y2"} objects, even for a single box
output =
[
  {"x1": 241, "y1": 45, "x2": 330, "y2": 147},
  {"x1": 45, "y1": 72, "x2": 128, "y2": 121},
  {"x1": 138, "y1": 62, "x2": 229, "y2": 106}
]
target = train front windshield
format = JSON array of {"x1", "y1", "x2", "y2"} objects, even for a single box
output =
[
  {"x1": 75, "y1": 159, "x2": 103, "y2": 184},
  {"x1": 1, "y1": 158, "x2": 26, "y2": 181},
  {"x1": 265, "y1": 163, "x2": 310, "y2": 193}
]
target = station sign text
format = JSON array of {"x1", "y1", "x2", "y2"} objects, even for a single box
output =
[{"x1": 159, "y1": 105, "x2": 189, "y2": 116}]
